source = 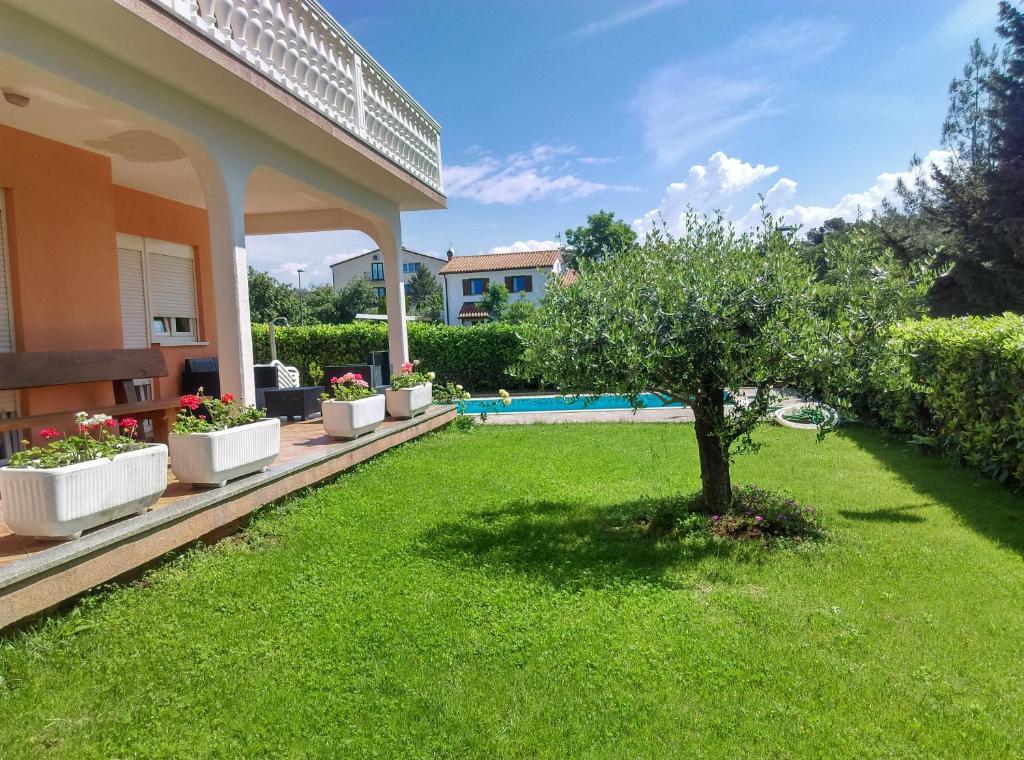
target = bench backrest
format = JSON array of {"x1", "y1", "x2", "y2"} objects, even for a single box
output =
[{"x1": 0, "y1": 349, "x2": 169, "y2": 391}]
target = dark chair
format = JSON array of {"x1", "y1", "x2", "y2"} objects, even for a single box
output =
[
  {"x1": 253, "y1": 365, "x2": 279, "y2": 410},
  {"x1": 371, "y1": 351, "x2": 391, "y2": 386},
  {"x1": 182, "y1": 356, "x2": 220, "y2": 397}
]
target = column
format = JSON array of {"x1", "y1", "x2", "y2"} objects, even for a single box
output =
[{"x1": 377, "y1": 219, "x2": 410, "y2": 373}]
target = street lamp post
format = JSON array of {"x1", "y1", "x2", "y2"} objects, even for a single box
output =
[{"x1": 296, "y1": 268, "x2": 305, "y2": 326}]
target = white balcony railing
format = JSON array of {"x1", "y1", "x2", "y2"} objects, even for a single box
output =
[{"x1": 151, "y1": 0, "x2": 443, "y2": 193}]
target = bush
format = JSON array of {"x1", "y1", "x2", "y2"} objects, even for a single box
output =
[
  {"x1": 252, "y1": 322, "x2": 531, "y2": 391},
  {"x1": 864, "y1": 313, "x2": 1024, "y2": 487}
]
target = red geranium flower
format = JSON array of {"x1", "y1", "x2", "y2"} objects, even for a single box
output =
[
  {"x1": 180, "y1": 394, "x2": 202, "y2": 411},
  {"x1": 40, "y1": 427, "x2": 60, "y2": 441},
  {"x1": 220, "y1": 393, "x2": 234, "y2": 404},
  {"x1": 119, "y1": 417, "x2": 139, "y2": 430},
  {"x1": 104, "y1": 418, "x2": 119, "y2": 428}
]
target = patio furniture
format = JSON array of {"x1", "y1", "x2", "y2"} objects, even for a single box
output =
[
  {"x1": 181, "y1": 356, "x2": 220, "y2": 397},
  {"x1": 0, "y1": 348, "x2": 180, "y2": 441},
  {"x1": 263, "y1": 386, "x2": 323, "y2": 421},
  {"x1": 371, "y1": 351, "x2": 391, "y2": 386}
]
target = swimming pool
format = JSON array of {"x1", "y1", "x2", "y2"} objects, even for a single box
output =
[{"x1": 462, "y1": 393, "x2": 685, "y2": 415}]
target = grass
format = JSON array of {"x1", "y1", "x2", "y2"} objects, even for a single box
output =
[{"x1": 1, "y1": 422, "x2": 1023, "y2": 758}]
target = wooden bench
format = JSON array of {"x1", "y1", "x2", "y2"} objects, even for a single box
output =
[{"x1": 0, "y1": 349, "x2": 181, "y2": 441}]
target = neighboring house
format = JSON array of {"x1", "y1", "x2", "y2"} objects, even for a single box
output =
[
  {"x1": 438, "y1": 250, "x2": 563, "y2": 325},
  {"x1": 0, "y1": 0, "x2": 443, "y2": 444},
  {"x1": 330, "y1": 247, "x2": 446, "y2": 301}
]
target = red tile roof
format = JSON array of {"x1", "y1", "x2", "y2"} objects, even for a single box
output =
[
  {"x1": 458, "y1": 302, "x2": 490, "y2": 320},
  {"x1": 560, "y1": 268, "x2": 578, "y2": 285},
  {"x1": 438, "y1": 250, "x2": 562, "y2": 274}
]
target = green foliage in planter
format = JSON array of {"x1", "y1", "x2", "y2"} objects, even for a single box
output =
[
  {"x1": 865, "y1": 313, "x2": 1024, "y2": 487},
  {"x1": 252, "y1": 322, "x2": 529, "y2": 390}
]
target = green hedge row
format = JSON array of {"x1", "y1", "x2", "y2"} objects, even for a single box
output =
[
  {"x1": 252, "y1": 322, "x2": 531, "y2": 391},
  {"x1": 865, "y1": 314, "x2": 1024, "y2": 487}
]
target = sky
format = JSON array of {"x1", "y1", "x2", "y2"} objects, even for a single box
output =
[{"x1": 247, "y1": 0, "x2": 1003, "y2": 286}]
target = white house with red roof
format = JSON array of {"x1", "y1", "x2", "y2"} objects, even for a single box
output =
[{"x1": 438, "y1": 250, "x2": 564, "y2": 325}]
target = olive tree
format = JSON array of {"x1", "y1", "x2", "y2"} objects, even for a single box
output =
[{"x1": 519, "y1": 212, "x2": 929, "y2": 512}]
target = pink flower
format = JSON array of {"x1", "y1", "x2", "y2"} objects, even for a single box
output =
[
  {"x1": 353, "y1": 373, "x2": 363, "y2": 381},
  {"x1": 180, "y1": 394, "x2": 202, "y2": 411},
  {"x1": 330, "y1": 377, "x2": 340, "y2": 384},
  {"x1": 711, "y1": 515, "x2": 720, "y2": 521},
  {"x1": 400, "y1": 361, "x2": 414, "y2": 374},
  {"x1": 104, "y1": 418, "x2": 119, "y2": 428},
  {"x1": 40, "y1": 427, "x2": 60, "y2": 441},
  {"x1": 754, "y1": 515, "x2": 764, "y2": 522}
]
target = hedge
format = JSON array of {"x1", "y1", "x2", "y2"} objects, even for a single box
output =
[
  {"x1": 252, "y1": 322, "x2": 531, "y2": 391},
  {"x1": 864, "y1": 313, "x2": 1024, "y2": 488}
]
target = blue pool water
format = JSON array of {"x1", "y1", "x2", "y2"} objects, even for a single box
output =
[{"x1": 462, "y1": 392, "x2": 685, "y2": 415}]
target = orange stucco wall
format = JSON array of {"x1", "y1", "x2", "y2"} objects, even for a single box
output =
[{"x1": 0, "y1": 125, "x2": 217, "y2": 433}]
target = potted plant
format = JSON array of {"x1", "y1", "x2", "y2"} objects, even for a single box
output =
[
  {"x1": 321, "y1": 372, "x2": 385, "y2": 439},
  {"x1": 0, "y1": 414, "x2": 167, "y2": 540},
  {"x1": 169, "y1": 391, "x2": 279, "y2": 488},
  {"x1": 385, "y1": 360, "x2": 434, "y2": 419}
]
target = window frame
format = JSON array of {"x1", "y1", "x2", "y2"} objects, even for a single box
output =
[
  {"x1": 370, "y1": 262, "x2": 385, "y2": 281},
  {"x1": 117, "y1": 233, "x2": 201, "y2": 347}
]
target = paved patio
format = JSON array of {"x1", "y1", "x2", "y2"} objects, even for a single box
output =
[{"x1": 0, "y1": 406, "x2": 454, "y2": 629}]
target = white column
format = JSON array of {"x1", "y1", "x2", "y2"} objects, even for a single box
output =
[
  {"x1": 204, "y1": 161, "x2": 257, "y2": 405},
  {"x1": 378, "y1": 220, "x2": 409, "y2": 372}
]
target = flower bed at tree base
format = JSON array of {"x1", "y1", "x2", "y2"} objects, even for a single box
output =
[
  {"x1": 632, "y1": 485, "x2": 823, "y2": 544},
  {"x1": 322, "y1": 395, "x2": 386, "y2": 440},
  {"x1": 385, "y1": 383, "x2": 433, "y2": 419},
  {"x1": 0, "y1": 444, "x2": 168, "y2": 540},
  {"x1": 169, "y1": 418, "x2": 280, "y2": 488}
]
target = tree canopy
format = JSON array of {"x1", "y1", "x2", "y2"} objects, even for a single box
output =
[
  {"x1": 563, "y1": 210, "x2": 638, "y2": 269},
  {"x1": 520, "y1": 212, "x2": 929, "y2": 512}
]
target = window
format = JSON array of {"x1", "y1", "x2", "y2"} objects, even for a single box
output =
[
  {"x1": 402, "y1": 262, "x2": 421, "y2": 274},
  {"x1": 117, "y1": 233, "x2": 199, "y2": 346},
  {"x1": 375, "y1": 287, "x2": 386, "y2": 299},
  {"x1": 404, "y1": 282, "x2": 412, "y2": 295},
  {"x1": 505, "y1": 275, "x2": 533, "y2": 293},
  {"x1": 463, "y1": 277, "x2": 489, "y2": 296},
  {"x1": 370, "y1": 262, "x2": 384, "y2": 281}
]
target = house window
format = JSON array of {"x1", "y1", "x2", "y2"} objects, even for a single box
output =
[
  {"x1": 117, "y1": 233, "x2": 199, "y2": 346},
  {"x1": 404, "y1": 282, "x2": 412, "y2": 295},
  {"x1": 463, "y1": 277, "x2": 488, "y2": 296},
  {"x1": 375, "y1": 287, "x2": 386, "y2": 299},
  {"x1": 370, "y1": 262, "x2": 384, "y2": 281},
  {"x1": 506, "y1": 275, "x2": 533, "y2": 294},
  {"x1": 402, "y1": 262, "x2": 421, "y2": 274}
]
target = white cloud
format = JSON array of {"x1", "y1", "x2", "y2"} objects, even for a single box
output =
[
  {"x1": 486, "y1": 239, "x2": 560, "y2": 254},
  {"x1": 779, "y1": 149, "x2": 952, "y2": 229},
  {"x1": 634, "y1": 149, "x2": 953, "y2": 236},
  {"x1": 632, "y1": 17, "x2": 848, "y2": 165},
  {"x1": 934, "y1": 0, "x2": 998, "y2": 44},
  {"x1": 571, "y1": 0, "x2": 685, "y2": 39},
  {"x1": 443, "y1": 144, "x2": 639, "y2": 205},
  {"x1": 634, "y1": 151, "x2": 780, "y2": 233}
]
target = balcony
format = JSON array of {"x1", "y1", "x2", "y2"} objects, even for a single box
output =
[{"x1": 151, "y1": 0, "x2": 443, "y2": 194}]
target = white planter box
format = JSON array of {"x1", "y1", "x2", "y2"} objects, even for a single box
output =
[
  {"x1": 169, "y1": 418, "x2": 280, "y2": 488},
  {"x1": 385, "y1": 382, "x2": 432, "y2": 419},
  {"x1": 0, "y1": 444, "x2": 168, "y2": 540},
  {"x1": 322, "y1": 394, "x2": 386, "y2": 439}
]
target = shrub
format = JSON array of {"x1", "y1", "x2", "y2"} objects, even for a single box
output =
[
  {"x1": 252, "y1": 322, "x2": 530, "y2": 390},
  {"x1": 864, "y1": 313, "x2": 1024, "y2": 487},
  {"x1": 8, "y1": 414, "x2": 144, "y2": 469}
]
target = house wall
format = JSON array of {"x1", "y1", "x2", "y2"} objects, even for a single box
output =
[
  {"x1": 0, "y1": 125, "x2": 216, "y2": 433},
  {"x1": 331, "y1": 249, "x2": 445, "y2": 302},
  {"x1": 442, "y1": 266, "x2": 557, "y2": 325}
]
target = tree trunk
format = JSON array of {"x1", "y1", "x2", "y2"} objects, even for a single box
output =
[{"x1": 692, "y1": 384, "x2": 731, "y2": 513}]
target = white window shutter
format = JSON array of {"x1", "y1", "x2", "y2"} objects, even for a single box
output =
[
  {"x1": 148, "y1": 252, "x2": 197, "y2": 319},
  {"x1": 117, "y1": 248, "x2": 149, "y2": 349},
  {"x1": 0, "y1": 195, "x2": 15, "y2": 414}
]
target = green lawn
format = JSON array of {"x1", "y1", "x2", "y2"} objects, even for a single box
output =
[{"x1": 1, "y1": 423, "x2": 1023, "y2": 758}]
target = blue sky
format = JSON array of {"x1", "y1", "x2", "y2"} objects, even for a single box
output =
[{"x1": 247, "y1": 0, "x2": 1002, "y2": 285}]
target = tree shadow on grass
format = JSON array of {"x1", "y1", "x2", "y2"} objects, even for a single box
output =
[
  {"x1": 838, "y1": 504, "x2": 929, "y2": 523},
  {"x1": 838, "y1": 427, "x2": 1024, "y2": 556},
  {"x1": 414, "y1": 497, "x2": 757, "y2": 591}
]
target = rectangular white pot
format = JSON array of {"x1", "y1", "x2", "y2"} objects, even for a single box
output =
[
  {"x1": 385, "y1": 382, "x2": 432, "y2": 419},
  {"x1": 169, "y1": 417, "x2": 280, "y2": 488},
  {"x1": 0, "y1": 444, "x2": 168, "y2": 540},
  {"x1": 322, "y1": 394, "x2": 386, "y2": 439}
]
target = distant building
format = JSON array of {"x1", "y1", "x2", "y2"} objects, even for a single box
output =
[
  {"x1": 330, "y1": 248, "x2": 446, "y2": 302},
  {"x1": 438, "y1": 250, "x2": 564, "y2": 325}
]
